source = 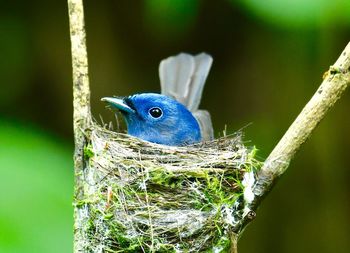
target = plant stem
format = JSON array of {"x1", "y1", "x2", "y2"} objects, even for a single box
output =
[
  {"x1": 67, "y1": 0, "x2": 91, "y2": 252},
  {"x1": 238, "y1": 42, "x2": 350, "y2": 234},
  {"x1": 68, "y1": 0, "x2": 91, "y2": 137}
]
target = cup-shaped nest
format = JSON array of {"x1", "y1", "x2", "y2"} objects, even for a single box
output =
[{"x1": 74, "y1": 124, "x2": 260, "y2": 252}]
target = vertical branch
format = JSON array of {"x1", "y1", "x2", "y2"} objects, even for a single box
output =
[
  {"x1": 68, "y1": 0, "x2": 91, "y2": 143},
  {"x1": 68, "y1": 0, "x2": 91, "y2": 176},
  {"x1": 67, "y1": 0, "x2": 91, "y2": 252}
]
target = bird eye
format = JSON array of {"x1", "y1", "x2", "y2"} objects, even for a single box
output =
[{"x1": 148, "y1": 107, "x2": 163, "y2": 118}]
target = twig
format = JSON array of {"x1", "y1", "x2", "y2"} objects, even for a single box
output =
[
  {"x1": 67, "y1": 0, "x2": 91, "y2": 252},
  {"x1": 68, "y1": 0, "x2": 91, "y2": 180},
  {"x1": 68, "y1": 0, "x2": 91, "y2": 145},
  {"x1": 230, "y1": 233, "x2": 238, "y2": 253},
  {"x1": 237, "y1": 42, "x2": 350, "y2": 234}
]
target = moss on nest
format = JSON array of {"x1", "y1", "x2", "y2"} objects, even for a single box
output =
[{"x1": 74, "y1": 124, "x2": 261, "y2": 252}]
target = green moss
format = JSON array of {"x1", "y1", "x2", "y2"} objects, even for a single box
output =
[
  {"x1": 207, "y1": 236, "x2": 231, "y2": 252},
  {"x1": 74, "y1": 127, "x2": 261, "y2": 252},
  {"x1": 83, "y1": 143, "x2": 94, "y2": 159},
  {"x1": 75, "y1": 198, "x2": 95, "y2": 208}
]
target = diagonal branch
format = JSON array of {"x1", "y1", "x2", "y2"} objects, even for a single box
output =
[{"x1": 237, "y1": 42, "x2": 350, "y2": 233}]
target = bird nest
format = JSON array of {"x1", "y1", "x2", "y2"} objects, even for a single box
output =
[{"x1": 75, "y1": 124, "x2": 260, "y2": 253}]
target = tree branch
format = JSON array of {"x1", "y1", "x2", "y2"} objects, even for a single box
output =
[
  {"x1": 68, "y1": 0, "x2": 91, "y2": 175},
  {"x1": 238, "y1": 42, "x2": 350, "y2": 233},
  {"x1": 67, "y1": 0, "x2": 92, "y2": 252},
  {"x1": 68, "y1": 0, "x2": 91, "y2": 136}
]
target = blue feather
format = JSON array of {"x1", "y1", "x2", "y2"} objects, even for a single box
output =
[
  {"x1": 102, "y1": 93, "x2": 201, "y2": 146},
  {"x1": 102, "y1": 53, "x2": 214, "y2": 146}
]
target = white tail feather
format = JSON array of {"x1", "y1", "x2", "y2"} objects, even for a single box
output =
[
  {"x1": 159, "y1": 53, "x2": 214, "y2": 141},
  {"x1": 193, "y1": 110, "x2": 214, "y2": 141}
]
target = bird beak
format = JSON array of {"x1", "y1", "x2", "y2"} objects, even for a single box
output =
[{"x1": 101, "y1": 97, "x2": 135, "y2": 114}]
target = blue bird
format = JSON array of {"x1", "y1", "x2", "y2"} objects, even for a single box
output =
[{"x1": 102, "y1": 53, "x2": 214, "y2": 146}]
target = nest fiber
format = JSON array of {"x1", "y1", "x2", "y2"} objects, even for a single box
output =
[{"x1": 75, "y1": 125, "x2": 260, "y2": 252}]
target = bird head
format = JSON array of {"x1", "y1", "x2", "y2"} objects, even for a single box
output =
[{"x1": 101, "y1": 93, "x2": 201, "y2": 146}]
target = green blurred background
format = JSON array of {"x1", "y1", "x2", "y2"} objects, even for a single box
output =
[{"x1": 0, "y1": 0, "x2": 349, "y2": 252}]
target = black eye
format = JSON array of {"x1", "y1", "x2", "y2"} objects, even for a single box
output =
[{"x1": 149, "y1": 107, "x2": 163, "y2": 118}]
